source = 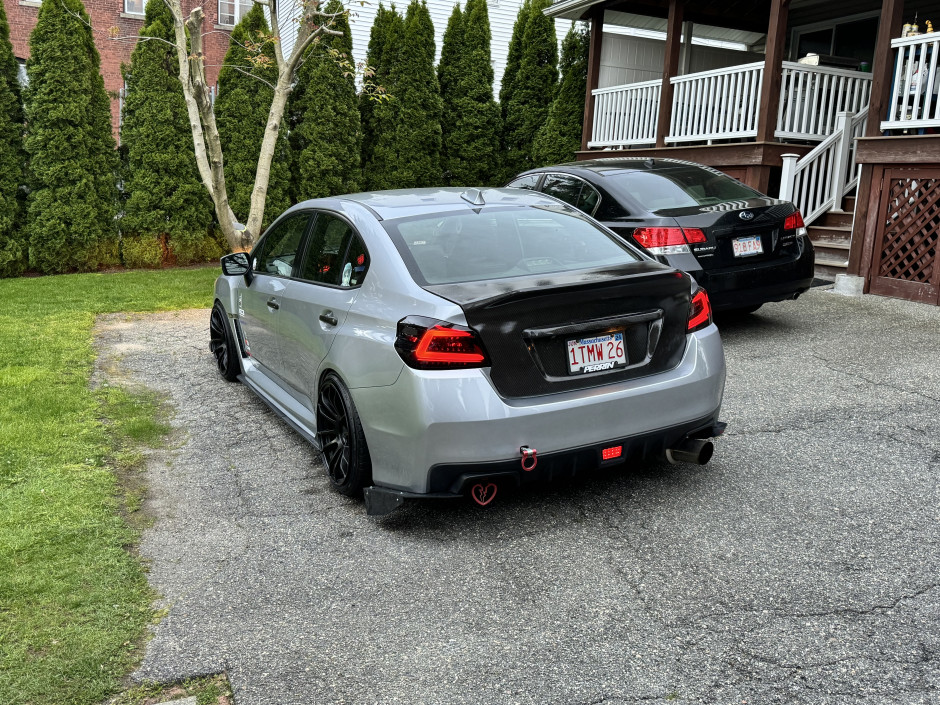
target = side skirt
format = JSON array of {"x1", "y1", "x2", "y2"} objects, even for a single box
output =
[{"x1": 238, "y1": 373, "x2": 321, "y2": 451}]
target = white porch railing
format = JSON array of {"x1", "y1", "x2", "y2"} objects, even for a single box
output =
[
  {"x1": 882, "y1": 34, "x2": 940, "y2": 131},
  {"x1": 588, "y1": 80, "x2": 661, "y2": 148},
  {"x1": 779, "y1": 108, "x2": 868, "y2": 225},
  {"x1": 775, "y1": 62, "x2": 872, "y2": 141},
  {"x1": 589, "y1": 62, "x2": 872, "y2": 149},
  {"x1": 667, "y1": 62, "x2": 764, "y2": 143}
]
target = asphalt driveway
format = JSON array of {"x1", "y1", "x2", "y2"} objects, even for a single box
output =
[{"x1": 94, "y1": 287, "x2": 940, "y2": 704}]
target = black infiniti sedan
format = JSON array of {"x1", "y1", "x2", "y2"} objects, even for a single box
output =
[{"x1": 508, "y1": 158, "x2": 814, "y2": 313}]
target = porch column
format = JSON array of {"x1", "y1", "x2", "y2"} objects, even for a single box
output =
[
  {"x1": 863, "y1": 0, "x2": 904, "y2": 138},
  {"x1": 655, "y1": 0, "x2": 684, "y2": 148},
  {"x1": 755, "y1": 0, "x2": 789, "y2": 144},
  {"x1": 581, "y1": 7, "x2": 604, "y2": 152},
  {"x1": 848, "y1": 0, "x2": 904, "y2": 279}
]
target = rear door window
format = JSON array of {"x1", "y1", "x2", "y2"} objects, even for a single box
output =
[
  {"x1": 506, "y1": 174, "x2": 541, "y2": 190},
  {"x1": 541, "y1": 174, "x2": 583, "y2": 208},
  {"x1": 298, "y1": 213, "x2": 356, "y2": 285}
]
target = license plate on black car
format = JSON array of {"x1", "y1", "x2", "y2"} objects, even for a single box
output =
[
  {"x1": 732, "y1": 235, "x2": 763, "y2": 257},
  {"x1": 567, "y1": 332, "x2": 627, "y2": 374}
]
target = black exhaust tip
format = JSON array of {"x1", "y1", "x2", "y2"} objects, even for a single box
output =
[{"x1": 665, "y1": 438, "x2": 714, "y2": 465}]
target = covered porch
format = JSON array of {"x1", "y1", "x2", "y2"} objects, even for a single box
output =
[{"x1": 548, "y1": 0, "x2": 940, "y2": 300}]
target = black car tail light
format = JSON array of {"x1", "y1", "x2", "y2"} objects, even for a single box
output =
[
  {"x1": 784, "y1": 210, "x2": 808, "y2": 237},
  {"x1": 633, "y1": 226, "x2": 707, "y2": 255},
  {"x1": 395, "y1": 316, "x2": 489, "y2": 369},
  {"x1": 688, "y1": 288, "x2": 712, "y2": 333}
]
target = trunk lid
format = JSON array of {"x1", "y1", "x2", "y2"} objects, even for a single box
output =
[
  {"x1": 658, "y1": 198, "x2": 798, "y2": 271},
  {"x1": 425, "y1": 262, "x2": 692, "y2": 399}
]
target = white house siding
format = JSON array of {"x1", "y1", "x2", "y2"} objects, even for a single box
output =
[
  {"x1": 344, "y1": 0, "x2": 571, "y2": 95},
  {"x1": 598, "y1": 32, "x2": 761, "y2": 89}
]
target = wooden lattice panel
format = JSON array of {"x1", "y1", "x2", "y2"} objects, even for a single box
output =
[{"x1": 877, "y1": 176, "x2": 940, "y2": 284}]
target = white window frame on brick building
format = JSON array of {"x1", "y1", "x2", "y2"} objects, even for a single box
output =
[
  {"x1": 124, "y1": 0, "x2": 145, "y2": 15},
  {"x1": 218, "y1": 0, "x2": 253, "y2": 26}
]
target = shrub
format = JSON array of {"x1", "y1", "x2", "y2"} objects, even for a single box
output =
[
  {"x1": 449, "y1": 0, "x2": 501, "y2": 186},
  {"x1": 533, "y1": 22, "x2": 589, "y2": 166},
  {"x1": 24, "y1": 0, "x2": 118, "y2": 274},
  {"x1": 288, "y1": 0, "x2": 361, "y2": 200},
  {"x1": 0, "y1": 0, "x2": 25, "y2": 277},
  {"x1": 120, "y1": 0, "x2": 214, "y2": 253},
  {"x1": 502, "y1": 0, "x2": 557, "y2": 178}
]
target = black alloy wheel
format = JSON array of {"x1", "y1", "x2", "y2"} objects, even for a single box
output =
[
  {"x1": 209, "y1": 302, "x2": 241, "y2": 382},
  {"x1": 316, "y1": 373, "x2": 372, "y2": 496}
]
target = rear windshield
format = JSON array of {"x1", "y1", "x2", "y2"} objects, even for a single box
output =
[
  {"x1": 611, "y1": 167, "x2": 762, "y2": 212},
  {"x1": 383, "y1": 205, "x2": 643, "y2": 285}
]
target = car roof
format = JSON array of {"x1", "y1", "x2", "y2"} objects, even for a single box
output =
[
  {"x1": 330, "y1": 187, "x2": 567, "y2": 221},
  {"x1": 520, "y1": 157, "x2": 729, "y2": 179}
]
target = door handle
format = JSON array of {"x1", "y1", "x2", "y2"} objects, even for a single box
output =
[
  {"x1": 267, "y1": 298, "x2": 280, "y2": 311},
  {"x1": 319, "y1": 312, "x2": 338, "y2": 326}
]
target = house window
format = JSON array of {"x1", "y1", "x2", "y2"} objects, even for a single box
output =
[
  {"x1": 16, "y1": 60, "x2": 27, "y2": 88},
  {"x1": 124, "y1": 0, "x2": 144, "y2": 14},
  {"x1": 218, "y1": 0, "x2": 253, "y2": 26}
]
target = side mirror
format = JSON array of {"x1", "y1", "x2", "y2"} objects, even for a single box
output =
[{"x1": 221, "y1": 251, "x2": 250, "y2": 276}]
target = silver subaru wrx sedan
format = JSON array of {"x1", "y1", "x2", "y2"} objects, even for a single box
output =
[{"x1": 210, "y1": 188, "x2": 726, "y2": 515}]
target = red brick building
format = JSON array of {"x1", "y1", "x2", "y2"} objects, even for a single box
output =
[{"x1": 3, "y1": 0, "x2": 246, "y2": 136}]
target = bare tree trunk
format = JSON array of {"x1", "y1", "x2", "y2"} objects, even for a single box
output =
[{"x1": 162, "y1": 0, "x2": 345, "y2": 253}]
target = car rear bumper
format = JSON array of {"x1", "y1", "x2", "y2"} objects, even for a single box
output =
[
  {"x1": 687, "y1": 239, "x2": 815, "y2": 311},
  {"x1": 349, "y1": 325, "x2": 726, "y2": 494}
]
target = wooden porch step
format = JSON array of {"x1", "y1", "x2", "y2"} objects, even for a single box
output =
[
  {"x1": 842, "y1": 196, "x2": 856, "y2": 212},
  {"x1": 816, "y1": 210, "x2": 854, "y2": 229},
  {"x1": 808, "y1": 224, "x2": 853, "y2": 243},
  {"x1": 814, "y1": 252, "x2": 849, "y2": 281},
  {"x1": 811, "y1": 238, "x2": 851, "y2": 251}
]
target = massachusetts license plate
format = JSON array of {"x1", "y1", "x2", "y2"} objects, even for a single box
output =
[
  {"x1": 567, "y1": 332, "x2": 627, "y2": 375},
  {"x1": 732, "y1": 235, "x2": 763, "y2": 257}
]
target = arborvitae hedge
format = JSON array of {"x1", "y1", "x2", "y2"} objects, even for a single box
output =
[
  {"x1": 360, "y1": 3, "x2": 393, "y2": 179},
  {"x1": 362, "y1": 4, "x2": 404, "y2": 190},
  {"x1": 437, "y1": 4, "x2": 463, "y2": 185},
  {"x1": 120, "y1": 0, "x2": 215, "y2": 266},
  {"x1": 215, "y1": 4, "x2": 291, "y2": 227},
  {"x1": 502, "y1": 0, "x2": 557, "y2": 179},
  {"x1": 0, "y1": 0, "x2": 25, "y2": 277},
  {"x1": 449, "y1": 0, "x2": 500, "y2": 186},
  {"x1": 498, "y1": 0, "x2": 530, "y2": 181},
  {"x1": 24, "y1": 0, "x2": 118, "y2": 274},
  {"x1": 289, "y1": 0, "x2": 361, "y2": 200},
  {"x1": 389, "y1": 0, "x2": 443, "y2": 188},
  {"x1": 533, "y1": 22, "x2": 589, "y2": 166}
]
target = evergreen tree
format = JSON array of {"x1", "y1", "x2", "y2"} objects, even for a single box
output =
[
  {"x1": 360, "y1": 3, "x2": 394, "y2": 178},
  {"x1": 388, "y1": 0, "x2": 442, "y2": 188},
  {"x1": 120, "y1": 0, "x2": 214, "y2": 263},
  {"x1": 24, "y1": 0, "x2": 118, "y2": 273},
  {"x1": 437, "y1": 4, "x2": 463, "y2": 185},
  {"x1": 215, "y1": 4, "x2": 291, "y2": 227},
  {"x1": 289, "y1": 0, "x2": 361, "y2": 200},
  {"x1": 449, "y1": 0, "x2": 501, "y2": 185},
  {"x1": 364, "y1": 5, "x2": 408, "y2": 190},
  {"x1": 498, "y1": 0, "x2": 530, "y2": 169},
  {"x1": 502, "y1": 0, "x2": 557, "y2": 178},
  {"x1": 0, "y1": 0, "x2": 25, "y2": 277},
  {"x1": 533, "y1": 22, "x2": 589, "y2": 166}
]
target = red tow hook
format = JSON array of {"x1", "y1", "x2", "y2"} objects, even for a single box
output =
[{"x1": 520, "y1": 445, "x2": 537, "y2": 472}]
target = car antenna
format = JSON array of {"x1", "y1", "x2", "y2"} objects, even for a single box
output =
[
  {"x1": 460, "y1": 188, "x2": 486, "y2": 206},
  {"x1": 644, "y1": 158, "x2": 655, "y2": 169}
]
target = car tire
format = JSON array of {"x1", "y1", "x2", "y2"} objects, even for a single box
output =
[
  {"x1": 209, "y1": 301, "x2": 241, "y2": 383},
  {"x1": 316, "y1": 373, "x2": 372, "y2": 497}
]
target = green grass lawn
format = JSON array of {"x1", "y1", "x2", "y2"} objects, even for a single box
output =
[{"x1": 0, "y1": 267, "x2": 218, "y2": 705}]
